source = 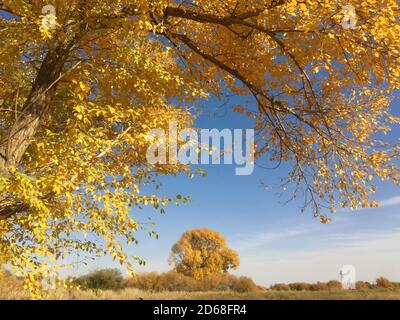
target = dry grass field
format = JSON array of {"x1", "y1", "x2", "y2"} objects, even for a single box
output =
[
  {"x1": 2, "y1": 287, "x2": 400, "y2": 300},
  {"x1": 2, "y1": 271, "x2": 399, "y2": 300}
]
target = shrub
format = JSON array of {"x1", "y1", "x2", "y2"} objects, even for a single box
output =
[
  {"x1": 155, "y1": 272, "x2": 200, "y2": 292},
  {"x1": 126, "y1": 271, "x2": 202, "y2": 292},
  {"x1": 310, "y1": 282, "x2": 328, "y2": 291},
  {"x1": 124, "y1": 272, "x2": 259, "y2": 292},
  {"x1": 124, "y1": 272, "x2": 159, "y2": 291},
  {"x1": 376, "y1": 277, "x2": 395, "y2": 289},
  {"x1": 326, "y1": 280, "x2": 342, "y2": 290},
  {"x1": 201, "y1": 273, "x2": 231, "y2": 291},
  {"x1": 196, "y1": 273, "x2": 259, "y2": 292},
  {"x1": 231, "y1": 276, "x2": 259, "y2": 293},
  {"x1": 270, "y1": 283, "x2": 290, "y2": 291},
  {"x1": 75, "y1": 269, "x2": 124, "y2": 290},
  {"x1": 356, "y1": 281, "x2": 372, "y2": 290},
  {"x1": 288, "y1": 282, "x2": 312, "y2": 291}
]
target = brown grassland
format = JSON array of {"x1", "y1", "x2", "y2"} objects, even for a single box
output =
[
  {"x1": 2, "y1": 271, "x2": 400, "y2": 300},
  {"x1": 2, "y1": 287, "x2": 400, "y2": 300},
  {"x1": 1, "y1": 275, "x2": 400, "y2": 300}
]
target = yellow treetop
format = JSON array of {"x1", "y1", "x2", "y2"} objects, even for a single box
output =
[{"x1": 169, "y1": 228, "x2": 240, "y2": 280}]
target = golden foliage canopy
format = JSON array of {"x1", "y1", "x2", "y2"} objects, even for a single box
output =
[
  {"x1": 0, "y1": 0, "x2": 399, "y2": 296},
  {"x1": 169, "y1": 228, "x2": 240, "y2": 280}
]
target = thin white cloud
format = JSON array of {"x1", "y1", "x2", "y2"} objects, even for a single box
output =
[
  {"x1": 233, "y1": 226, "x2": 313, "y2": 251},
  {"x1": 380, "y1": 195, "x2": 400, "y2": 207},
  {"x1": 235, "y1": 228, "x2": 400, "y2": 286}
]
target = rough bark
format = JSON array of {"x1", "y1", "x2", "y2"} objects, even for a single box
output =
[{"x1": 0, "y1": 40, "x2": 73, "y2": 219}]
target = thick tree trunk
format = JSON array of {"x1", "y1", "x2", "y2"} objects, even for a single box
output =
[{"x1": 0, "y1": 41, "x2": 73, "y2": 219}]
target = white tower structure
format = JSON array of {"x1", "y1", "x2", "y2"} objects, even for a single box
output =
[{"x1": 340, "y1": 265, "x2": 356, "y2": 290}]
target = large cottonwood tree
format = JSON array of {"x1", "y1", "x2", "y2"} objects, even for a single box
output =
[
  {"x1": 170, "y1": 228, "x2": 240, "y2": 280},
  {"x1": 0, "y1": 0, "x2": 399, "y2": 295}
]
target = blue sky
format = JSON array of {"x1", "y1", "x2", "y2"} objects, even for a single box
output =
[{"x1": 75, "y1": 96, "x2": 400, "y2": 286}]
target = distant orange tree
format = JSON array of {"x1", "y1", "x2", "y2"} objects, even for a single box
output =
[
  {"x1": 376, "y1": 277, "x2": 396, "y2": 289},
  {"x1": 169, "y1": 228, "x2": 239, "y2": 280}
]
